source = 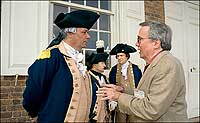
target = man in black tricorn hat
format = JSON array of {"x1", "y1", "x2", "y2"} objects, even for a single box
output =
[
  {"x1": 108, "y1": 43, "x2": 142, "y2": 122},
  {"x1": 23, "y1": 10, "x2": 100, "y2": 122},
  {"x1": 85, "y1": 40, "x2": 110, "y2": 122}
]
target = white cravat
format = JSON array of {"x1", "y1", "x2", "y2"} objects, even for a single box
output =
[
  {"x1": 121, "y1": 61, "x2": 129, "y2": 80},
  {"x1": 89, "y1": 71, "x2": 106, "y2": 86},
  {"x1": 63, "y1": 41, "x2": 87, "y2": 77},
  {"x1": 99, "y1": 76, "x2": 105, "y2": 86}
]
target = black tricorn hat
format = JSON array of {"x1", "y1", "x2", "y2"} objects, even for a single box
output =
[
  {"x1": 110, "y1": 43, "x2": 137, "y2": 55},
  {"x1": 86, "y1": 52, "x2": 109, "y2": 65},
  {"x1": 86, "y1": 52, "x2": 108, "y2": 70},
  {"x1": 54, "y1": 10, "x2": 100, "y2": 29}
]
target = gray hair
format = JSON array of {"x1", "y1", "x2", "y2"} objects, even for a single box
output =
[
  {"x1": 64, "y1": 27, "x2": 77, "y2": 33},
  {"x1": 139, "y1": 21, "x2": 172, "y2": 51}
]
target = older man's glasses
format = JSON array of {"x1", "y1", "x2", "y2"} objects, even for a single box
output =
[{"x1": 137, "y1": 36, "x2": 152, "y2": 43}]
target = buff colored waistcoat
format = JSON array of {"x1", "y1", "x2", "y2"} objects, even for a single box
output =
[
  {"x1": 116, "y1": 62, "x2": 135, "y2": 93},
  {"x1": 116, "y1": 62, "x2": 135, "y2": 122},
  {"x1": 89, "y1": 71, "x2": 108, "y2": 122},
  {"x1": 58, "y1": 43, "x2": 92, "y2": 122}
]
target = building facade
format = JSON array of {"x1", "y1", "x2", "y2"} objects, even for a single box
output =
[{"x1": 1, "y1": 1, "x2": 199, "y2": 122}]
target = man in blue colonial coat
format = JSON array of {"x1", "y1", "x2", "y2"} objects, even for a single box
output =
[
  {"x1": 86, "y1": 51, "x2": 110, "y2": 122},
  {"x1": 22, "y1": 10, "x2": 100, "y2": 122},
  {"x1": 108, "y1": 43, "x2": 142, "y2": 122}
]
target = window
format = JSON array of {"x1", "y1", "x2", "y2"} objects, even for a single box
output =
[{"x1": 49, "y1": 0, "x2": 113, "y2": 69}]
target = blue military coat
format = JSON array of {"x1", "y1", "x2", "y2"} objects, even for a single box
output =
[
  {"x1": 109, "y1": 63, "x2": 142, "y2": 88},
  {"x1": 89, "y1": 70, "x2": 109, "y2": 119},
  {"x1": 23, "y1": 47, "x2": 73, "y2": 122}
]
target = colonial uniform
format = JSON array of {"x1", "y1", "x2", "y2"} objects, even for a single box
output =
[
  {"x1": 109, "y1": 43, "x2": 142, "y2": 122},
  {"x1": 86, "y1": 48, "x2": 110, "y2": 122},
  {"x1": 89, "y1": 70, "x2": 110, "y2": 122},
  {"x1": 23, "y1": 10, "x2": 100, "y2": 122}
]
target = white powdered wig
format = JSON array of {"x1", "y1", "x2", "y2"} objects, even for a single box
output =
[{"x1": 64, "y1": 27, "x2": 77, "y2": 33}]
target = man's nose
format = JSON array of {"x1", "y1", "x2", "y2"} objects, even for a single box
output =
[
  {"x1": 103, "y1": 64, "x2": 106, "y2": 69},
  {"x1": 87, "y1": 33, "x2": 90, "y2": 39},
  {"x1": 135, "y1": 41, "x2": 139, "y2": 47}
]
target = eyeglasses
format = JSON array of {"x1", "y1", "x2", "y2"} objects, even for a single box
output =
[{"x1": 137, "y1": 36, "x2": 152, "y2": 43}]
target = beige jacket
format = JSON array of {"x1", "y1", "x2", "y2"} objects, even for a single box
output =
[{"x1": 118, "y1": 51, "x2": 188, "y2": 122}]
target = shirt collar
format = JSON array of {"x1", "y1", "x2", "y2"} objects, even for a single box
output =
[
  {"x1": 147, "y1": 50, "x2": 163, "y2": 65},
  {"x1": 62, "y1": 41, "x2": 79, "y2": 55},
  {"x1": 121, "y1": 60, "x2": 129, "y2": 69},
  {"x1": 121, "y1": 61, "x2": 129, "y2": 80},
  {"x1": 90, "y1": 69, "x2": 103, "y2": 78}
]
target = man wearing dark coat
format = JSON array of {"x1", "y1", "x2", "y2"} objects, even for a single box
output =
[
  {"x1": 86, "y1": 50, "x2": 110, "y2": 122},
  {"x1": 109, "y1": 43, "x2": 142, "y2": 122},
  {"x1": 22, "y1": 10, "x2": 100, "y2": 122}
]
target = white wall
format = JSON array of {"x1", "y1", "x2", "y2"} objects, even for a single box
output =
[
  {"x1": 1, "y1": 1, "x2": 49, "y2": 75},
  {"x1": 110, "y1": 1, "x2": 145, "y2": 71},
  {"x1": 165, "y1": 1, "x2": 199, "y2": 118}
]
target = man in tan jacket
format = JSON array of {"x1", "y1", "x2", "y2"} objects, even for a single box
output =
[{"x1": 97, "y1": 21, "x2": 189, "y2": 122}]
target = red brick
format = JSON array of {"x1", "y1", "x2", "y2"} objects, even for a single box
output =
[
  {"x1": 14, "y1": 86, "x2": 23, "y2": 92},
  {"x1": 0, "y1": 105, "x2": 7, "y2": 112},
  {"x1": 18, "y1": 80, "x2": 26, "y2": 86},
  {"x1": 22, "y1": 110, "x2": 29, "y2": 116},
  {"x1": 0, "y1": 87, "x2": 14, "y2": 93},
  {"x1": 10, "y1": 92, "x2": 23, "y2": 98},
  {"x1": 18, "y1": 76, "x2": 26, "y2": 81},
  {"x1": 144, "y1": 0, "x2": 165, "y2": 23},
  {"x1": 0, "y1": 80, "x2": 11, "y2": 86},
  {"x1": 1, "y1": 99, "x2": 12, "y2": 105},
  {"x1": 7, "y1": 105, "x2": 24, "y2": 111},
  {"x1": 13, "y1": 99, "x2": 22, "y2": 105},
  {"x1": 1, "y1": 76, "x2": 15, "y2": 81},
  {"x1": 0, "y1": 93, "x2": 9, "y2": 99},
  {"x1": 12, "y1": 111, "x2": 22, "y2": 117},
  {"x1": 0, "y1": 112, "x2": 12, "y2": 118},
  {"x1": 0, "y1": 118, "x2": 11, "y2": 122}
]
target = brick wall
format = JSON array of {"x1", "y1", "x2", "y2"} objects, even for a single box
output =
[
  {"x1": 144, "y1": 0, "x2": 165, "y2": 23},
  {"x1": 0, "y1": 76, "x2": 33, "y2": 122},
  {"x1": 0, "y1": 1, "x2": 166, "y2": 122}
]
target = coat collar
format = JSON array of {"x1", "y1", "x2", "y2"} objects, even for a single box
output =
[{"x1": 137, "y1": 51, "x2": 170, "y2": 88}]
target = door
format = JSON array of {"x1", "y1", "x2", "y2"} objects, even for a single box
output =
[
  {"x1": 186, "y1": 2, "x2": 199, "y2": 118},
  {"x1": 165, "y1": 1, "x2": 199, "y2": 118},
  {"x1": 111, "y1": 1, "x2": 145, "y2": 70}
]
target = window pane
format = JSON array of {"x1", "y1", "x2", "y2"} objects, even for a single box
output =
[
  {"x1": 91, "y1": 22, "x2": 97, "y2": 29},
  {"x1": 85, "y1": 50, "x2": 95, "y2": 63},
  {"x1": 87, "y1": 31, "x2": 97, "y2": 49},
  {"x1": 100, "y1": 0, "x2": 111, "y2": 10},
  {"x1": 71, "y1": 0, "x2": 84, "y2": 5},
  {"x1": 105, "y1": 55, "x2": 111, "y2": 69},
  {"x1": 53, "y1": 25, "x2": 62, "y2": 38},
  {"x1": 86, "y1": 0, "x2": 98, "y2": 8},
  {"x1": 99, "y1": 13, "x2": 110, "y2": 31},
  {"x1": 53, "y1": 4, "x2": 69, "y2": 21},
  {"x1": 100, "y1": 32, "x2": 110, "y2": 50}
]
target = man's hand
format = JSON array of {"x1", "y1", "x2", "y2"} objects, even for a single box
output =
[
  {"x1": 96, "y1": 84, "x2": 122, "y2": 101},
  {"x1": 102, "y1": 84, "x2": 124, "y2": 92}
]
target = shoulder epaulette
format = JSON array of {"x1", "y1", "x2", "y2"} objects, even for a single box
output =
[{"x1": 37, "y1": 45, "x2": 59, "y2": 60}]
